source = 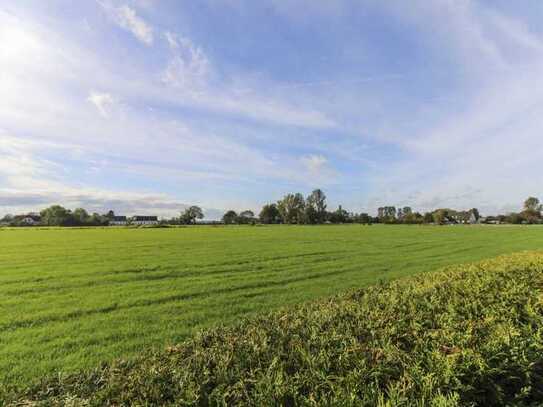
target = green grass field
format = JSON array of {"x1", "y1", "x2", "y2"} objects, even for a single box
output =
[
  {"x1": 1, "y1": 225, "x2": 543, "y2": 391},
  {"x1": 12, "y1": 252, "x2": 543, "y2": 406}
]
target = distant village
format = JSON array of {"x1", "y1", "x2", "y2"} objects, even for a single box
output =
[{"x1": 1, "y1": 191, "x2": 541, "y2": 227}]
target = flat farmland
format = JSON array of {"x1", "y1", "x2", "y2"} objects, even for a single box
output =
[{"x1": 1, "y1": 225, "x2": 542, "y2": 389}]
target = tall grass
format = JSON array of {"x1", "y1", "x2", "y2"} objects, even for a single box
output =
[{"x1": 7, "y1": 252, "x2": 543, "y2": 406}]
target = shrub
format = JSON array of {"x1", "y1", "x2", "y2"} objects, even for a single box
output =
[{"x1": 7, "y1": 252, "x2": 543, "y2": 406}]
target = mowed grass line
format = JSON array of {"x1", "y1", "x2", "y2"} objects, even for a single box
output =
[{"x1": 1, "y1": 225, "x2": 543, "y2": 390}]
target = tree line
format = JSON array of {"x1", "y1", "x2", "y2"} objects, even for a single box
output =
[
  {"x1": 0, "y1": 205, "x2": 206, "y2": 227},
  {"x1": 222, "y1": 189, "x2": 371, "y2": 225},
  {"x1": 1, "y1": 192, "x2": 542, "y2": 227}
]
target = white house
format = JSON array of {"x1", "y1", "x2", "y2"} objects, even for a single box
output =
[
  {"x1": 109, "y1": 216, "x2": 128, "y2": 226},
  {"x1": 131, "y1": 216, "x2": 159, "y2": 225},
  {"x1": 17, "y1": 214, "x2": 41, "y2": 226},
  {"x1": 21, "y1": 216, "x2": 40, "y2": 225}
]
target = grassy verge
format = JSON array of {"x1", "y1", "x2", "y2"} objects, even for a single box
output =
[{"x1": 6, "y1": 252, "x2": 543, "y2": 406}]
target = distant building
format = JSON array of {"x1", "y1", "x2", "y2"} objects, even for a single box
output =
[
  {"x1": 17, "y1": 214, "x2": 41, "y2": 226},
  {"x1": 449, "y1": 210, "x2": 479, "y2": 225},
  {"x1": 131, "y1": 216, "x2": 159, "y2": 225},
  {"x1": 109, "y1": 216, "x2": 128, "y2": 226}
]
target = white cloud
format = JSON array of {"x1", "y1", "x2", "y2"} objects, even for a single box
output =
[
  {"x1": 156, "y1": 30, "x2": 335, "y2": 128},
  {"x1": 100, "y1": 2, "x2": 153, "y2": 45},
  {"x1": 164, "y1": 31, "x2": 179, "y2": 49},
  {"x1": 301, "y1": 154, "x2": 328, "y2": 173},
  {"x1": 161, "y1": 34, "x2": 211, "y2": 90},
  {"x1": 87, "y1": 91, "x2": 117, "y2": 117},
  {"x1": 299, "y1": 154, "x2": 338, "y2": 185}
]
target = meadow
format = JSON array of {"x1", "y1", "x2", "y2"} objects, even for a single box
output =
[
  {"x1": 1, "y1": 225, "x2": 543, "y2": 394},
  {"x1": 12, "y1": 252, "x2": 543, "y2": 406}
]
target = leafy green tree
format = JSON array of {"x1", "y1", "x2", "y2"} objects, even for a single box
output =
[
  {"x1": 304, "y1": 205, "x2": 319, "y2": 224},
  {"x1": 432, "y1": 209, "x2": 449, "y2": 225},
  {"x1": 259, "y1": 204, "x2": 280, "y2": 224},
  {"x1": 403, "y1": 212, "x2": 423, "y2": 224},
  {"x1": 40, "y1": 205, "x2": 73, "y2": 226},
  {"x1": 0, "y1": 214, "x2": 13, "y2": 224},
  {"x1": 73, "y1": 208, "x2": 90, "y2": 225},
  {"x1": 277, "y1": 193, "x2": 305, "y2": 224},
  {"x1": 180, "y1": 206, "x2": 204, "y2": 225},
  {"x1": 524, "y1": 197, "x2": 542, "y2": 212},
  {"x1": 222, "y1": 210, "x2": 238, "y2": 225},
  {"x1": 306, "y1": 189, "x2": 327, "y2": 224},
  {"x1": 89, "y1": 213, "x2": 107, "y2": 226},
  {"x1": 423, "y1": 212, "x2": 434, "y2": 223},
  {"x1": 238, "y1": 210, "x2": 255, "y2": 224},
  {"x1": 398, "y1": 207, "x2": 412, "y2": 221},
  {"x1": 329, "y1": 205, "x2": 348, "y2": 223},
  {"x1": 378, "y1": 206, "x2": 397, "y2": 223},
  {"x1": 521, "y1": 210, "x2": 540, "y2": 224},
  {"x1": 357, "y1": 213, "x2": 371, "y2": 224},
  {"x1": 521, "y1": 197, "x2": 541, "y2": 224},
  {"x1": 507, "y1": 213, "x2": 523, "y2": 224},
  {"x1": 240, "y1": 210, "x2": 254, "y2": 218}
]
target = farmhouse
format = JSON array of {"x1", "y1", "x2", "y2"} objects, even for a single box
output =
[
  {"x1": 109, "y1": 216, "x2": 128, "y2": 226},
  {"x1": 449, "y1": 210, "x2": 480, "y2": 225},
  {"x1": 131, "y1": 216, "x2": 159, "y2": 225},
  {"x1": 16, "y1": 214, "x2": 41, "y2": 226}
]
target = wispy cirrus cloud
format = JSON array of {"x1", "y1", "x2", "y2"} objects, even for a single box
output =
[
  {"x1": 161, "y1": 33, "x2": 211, "y2": 90},
  {"x1": 87, "y1": 91, "x2": 117, "y2": 118},
  {"x1": 98, "y1": 1, "x2": 153, "y2": 45}
]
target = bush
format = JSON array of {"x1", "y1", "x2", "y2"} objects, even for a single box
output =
[{"x1": 7, "y1": 252, "x2": 543, "y2": 406}]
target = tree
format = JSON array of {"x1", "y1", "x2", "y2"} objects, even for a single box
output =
[
  {"x1": 73, "y1": 208, "x2": 90, "y2": 225},
  {"x1": 277, "y1": 193, "x2": 305, "y2": 224},
  {"x1": 222, "y1": 210, "x2": 238, "y2": 225},
  {"x1": 507, "y1": 212, "x2": 523, "y2": 224},
  {"x1": 240, "y1": 210, "x2": 254, "y2": 218},
  {"x1": 40, "y1": 205, "x2": 73, "y2": 226},
  {"x1": 329, "y1": 205, "x2": 348, "y2": 223},
  {"x1": 524, "y1": 197, "x2": 542, "y2": 212},
  {"x1": 423, "y1": 212, "x2": 434, "y2": 223},
  {"x1": 402, "y1": 212, "x2": 420, "y2": 224},
  {"x1": 0, "y1": 214, "x2": 13, "y2": 223},
  {"x1": 259, "y1": 204, "x2": 280, "y2": 224},
  {"x1": 89, "y1": 212, "x2": 107, "y2": 226},
  {"x1": 378, "y1": 206, "x2": 397, "y2": 223},
  {"x1": 432, "y1": 209, "x2": 449, "y2": 225},
  {"x1": 521, "y1": 210, "x2": 541, "y2": 224},
  {"x1": 105, "y1": 210, "x2": 115, "y2": 220},
  {"x1": 237, "y1": 210, "x2": 256, "y2": 225},
  {"x1": 306, "y1": 189, "x2": 327, "y2": 224},
  {"x1": 399, "y1": 207, "x2": 412, "y2": 221},
  {"x1": 522, "y1": 197, "x2": 542, "y2": 224},
  {"x1": 304, "y1": 205, "x2": 319, "y2": 224},
  {"x1": 180, "y1": 206, "x2": 204, "y2": 225},
  {"x1": 357, "y1": 213, "x2": 371, "y2": 224}
]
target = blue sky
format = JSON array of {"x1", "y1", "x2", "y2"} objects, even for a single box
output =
[{"x1": 1, "y1": 0, "x2": 543, "y2": 218}]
